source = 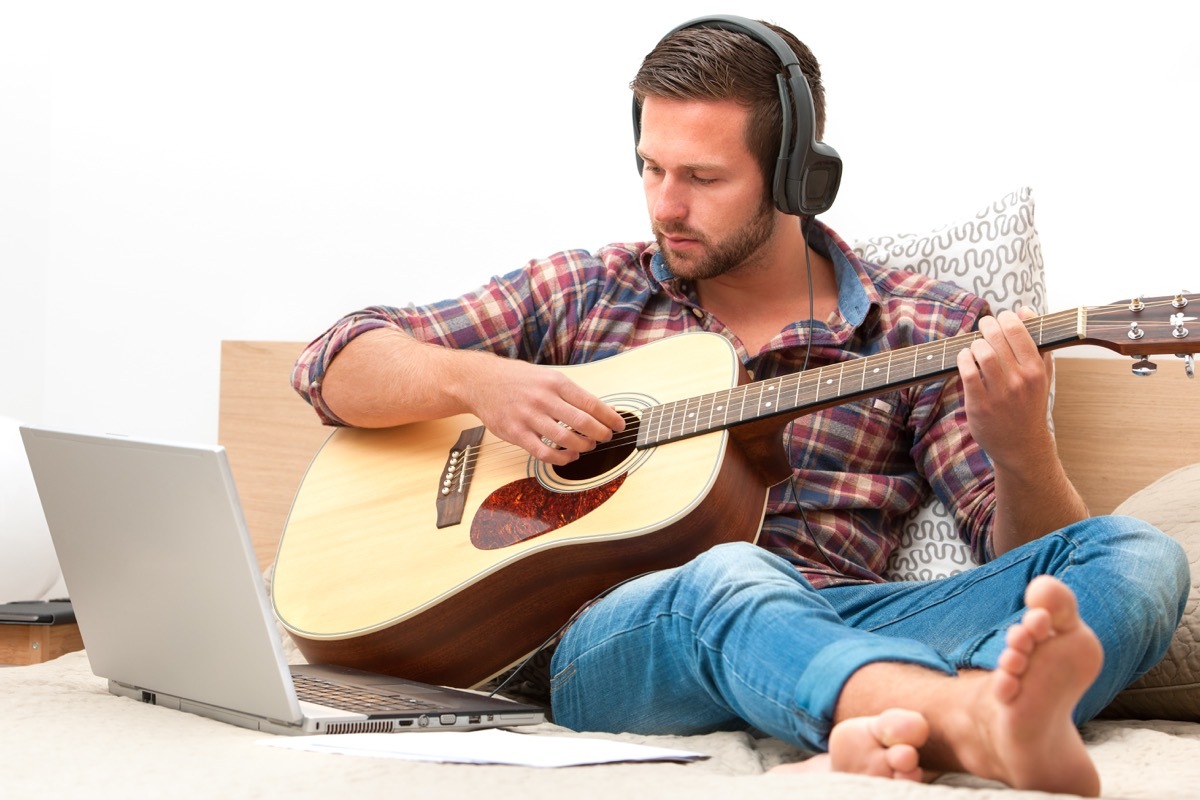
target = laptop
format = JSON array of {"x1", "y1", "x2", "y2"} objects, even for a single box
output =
[{"x1": 19, "y1": 425, "x2": 546, "y2": 736}]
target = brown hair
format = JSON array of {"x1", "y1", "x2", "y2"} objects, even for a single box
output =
[{"x1": 631, "y1": 21, "x2": 827, "y2": 192}]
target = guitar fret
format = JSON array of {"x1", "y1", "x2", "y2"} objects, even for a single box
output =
[
  {"x1": 863, "y1": 357, "x2": 888, "y2": 392},
  {"x1": 639, "y1": 406, "x2": 658, "y2": 446},
  {"x1": 732, "y1": 385, "x2": 751, "y2": 423},
  {"x1": 813, "y1": 365, "x2": 833, "y2": 402},
  {"x1": 700, "y1": 395, "x2": 714, "y2": 433},
  {"x1": 657, "y1": 401, "x2": 676, "y2": 442},
  {"x1": 679, "y1": 397, "x2": 695, "y2": 437},
  {"x1": 760, "y1": 381, "x2": 779, "y2": 416},
  {"x1": 714, "y1": 389, "x2": 731, "y2": 429},
  {"x1": 670, "y1": 398, "x2": 688, "y2": 439}
]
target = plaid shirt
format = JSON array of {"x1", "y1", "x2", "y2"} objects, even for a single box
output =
[{"x1": 292, "y1": 222, "x2": 995, "y2": 588}]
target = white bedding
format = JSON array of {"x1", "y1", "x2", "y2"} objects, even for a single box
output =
[{"x1": 5, "y1": 651, "x2": 1200, "y2": 799}]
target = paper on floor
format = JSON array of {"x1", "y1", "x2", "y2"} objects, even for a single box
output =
[{"x1": 259, "y1": 728, "x2": 708, "y2": 768}]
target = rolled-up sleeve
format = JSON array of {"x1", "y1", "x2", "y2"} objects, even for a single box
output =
[
  {"x1": 290, "y1": 249, "x2": 620, "y2": 426},
  {"x1": 291, "y1": 306, "x2": 409, "y2": 425}
]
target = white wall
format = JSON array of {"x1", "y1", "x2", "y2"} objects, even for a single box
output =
[{"x1": 4, "y1": 0, "x2": 1198, "y2": 440}]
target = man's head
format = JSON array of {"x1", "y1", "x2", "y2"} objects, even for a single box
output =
[{"x1": 631, "y1": 16, "x2": 839, "y2": 218}]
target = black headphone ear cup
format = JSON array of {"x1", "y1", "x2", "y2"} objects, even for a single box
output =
[
  {"x1": 633, "y1": 15, "x2": 841, "y2": 217},
  {"x1": 775, "y1": 63, "x2": 841, "y2": 216},
  {"x1": 632, "y1": 98, "x2": 645, "y2": 175},
  {"x1": 797, "y1": 143, "x2": 842, "y2": 217}
]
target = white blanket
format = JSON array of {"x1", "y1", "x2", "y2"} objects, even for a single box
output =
[{"x1": 6, "y1": 651, "x2": 1200, "y2": 799}]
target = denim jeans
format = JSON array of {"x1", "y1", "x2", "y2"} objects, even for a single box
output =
[{"x1": 549, "y1": 515, "x2": 1188, "y2": 750}]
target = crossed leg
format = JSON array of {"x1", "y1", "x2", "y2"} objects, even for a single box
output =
[{"x1": 772, "y1": 575, "x2": 1103, "y2": 797}]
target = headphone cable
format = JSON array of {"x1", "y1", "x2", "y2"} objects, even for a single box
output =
[{"x1": 786, "y1": 215, "x2": 838, "y2": 572}]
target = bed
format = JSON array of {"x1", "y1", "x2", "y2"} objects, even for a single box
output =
[{"x1": 6, "y1": 189, "x2": 1200, "y2": 798}]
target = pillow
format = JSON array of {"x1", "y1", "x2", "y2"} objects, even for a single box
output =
[
  {"x1": 850, "y1": 187, "x2": 1049, "y2": 581},
  {"x1": 1101, "y1": 463, "x2": 1200, "y2": 721}
]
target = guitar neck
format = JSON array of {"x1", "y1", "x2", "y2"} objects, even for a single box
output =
[{"x1": 636, "y1": 307, "x2": 1085, "y2": 448}]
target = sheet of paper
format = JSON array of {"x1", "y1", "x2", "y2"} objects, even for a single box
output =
[{"x1": 259, "y1": 728, "x2": 708, "y2": 768}]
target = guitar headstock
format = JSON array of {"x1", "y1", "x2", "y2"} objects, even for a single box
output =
[{"x1": 1083, "y1": 293, "x2": 1197, "y2": 359}]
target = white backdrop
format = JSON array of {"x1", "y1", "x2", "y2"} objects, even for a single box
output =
[
  {"x1": 5, "y1": 0, "x2": 1200, "y2": 439},
  {"x1": 1, "y1": 2, "x2": 1198, "y2": 597}
]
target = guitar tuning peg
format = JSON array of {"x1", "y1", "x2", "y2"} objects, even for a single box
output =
[
  {"x1": 1173, "y1": 292, "x2": 1190, "y2": 310},
  {"x1": 1178, "y1": 353, "x2": 1196, "y2": 379},
  {"x1": 1128, "y1": 359, "x2": 1156, "y2": 379},
  {"x1": 1171, "y1": 313, "x2": 1191, "y2": 340},
  {"x1": 1132, "y1": 357, "x2": 1158, "y2": 377},
  {"x1": 1129, "y1": 296, "x2": 1146, "y2": 312}
]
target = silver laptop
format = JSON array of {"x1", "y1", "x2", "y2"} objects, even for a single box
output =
[{"x1": 20, "y1": 426, "x2": 545, "y2": 736}]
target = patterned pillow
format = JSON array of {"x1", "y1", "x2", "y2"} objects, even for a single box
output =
[{"x1": 850, "y1": 187, "x2": 1049, "y2": 581}]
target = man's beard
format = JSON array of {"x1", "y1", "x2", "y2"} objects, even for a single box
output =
[{"x1": 654, "y1": 199, "x2": 776, "y2": 280}]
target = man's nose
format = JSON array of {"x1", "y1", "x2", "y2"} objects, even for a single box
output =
[{"x1": 652, "y1": 176, "x2": 688, "y2": 223}]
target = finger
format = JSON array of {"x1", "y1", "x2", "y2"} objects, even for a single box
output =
[
  {"x1": 538, "y1": 420, "x2": 594, "y2": 454},
  {"x1": 554, "y1": 390, "x2": 626, "y2": 443},
  {"x1": 956, "y1": 345, "x2": 981, "y2": 386},
  {"x1": 996, "y1": 309, "x2": 1041, "y2": 364},
  {"x1": 965, "y1": 316, "x2": 1006, "y2": 387},
  {"x1": 976, "y1": 313, "x2": 1018, "y2": 366},
  {"x1": 1013, "y1": 307, "x2": 1055, "y2": 380},
  {"x1": 529, "y1": 429, "x2": 580, "y2": 465}
]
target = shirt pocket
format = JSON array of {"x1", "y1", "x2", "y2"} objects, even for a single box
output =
[{"x1": 793, "y1": 390, "x2": 908, "y2": 472}]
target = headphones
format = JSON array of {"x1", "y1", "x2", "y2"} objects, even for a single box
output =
[{"x1": 632, "y1": 15, "x2": 842, "y2": 217}]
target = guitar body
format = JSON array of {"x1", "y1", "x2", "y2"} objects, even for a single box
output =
[{"x1": 272, "y1": 332, "x2": 773, "y2": 688}]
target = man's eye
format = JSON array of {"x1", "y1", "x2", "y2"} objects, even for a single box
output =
[{"x1": 693, "y1": 176, "x2": 717, "y2": 186}]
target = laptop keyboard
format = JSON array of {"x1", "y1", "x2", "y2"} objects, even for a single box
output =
[{"x1": 291, "y1": 673, "x2": 441, "y2": 714}]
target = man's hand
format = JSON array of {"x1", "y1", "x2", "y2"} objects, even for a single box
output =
[
  {"x1": 322, "y1": 329, "x2": 625, "y2": 466},
  {"x1": 955, "y1": 306, "x2": 1088, "y2": 553},
  {"x1": 955, "y1": 307, "x2": 1055, "y2": 470},
  {"x1": 457, "y1": 354, "x2": 627, "y2": 466}
]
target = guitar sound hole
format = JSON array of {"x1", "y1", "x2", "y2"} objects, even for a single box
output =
[{"x1": 553, "y1": 412, "x2": 640, "y2": 482}]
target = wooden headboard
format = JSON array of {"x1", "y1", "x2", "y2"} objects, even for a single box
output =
[{"x1": 218, "y1": 341, "x2": 1200, "y2": 572}]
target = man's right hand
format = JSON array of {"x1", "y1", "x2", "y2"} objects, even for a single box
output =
[{"x1": 322, "y1": 328, "x2": 626, "y2": 465}]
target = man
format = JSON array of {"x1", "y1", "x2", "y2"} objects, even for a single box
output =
[{"x1": 292, "y1": 17, "x2": 1188, "y2": 795}]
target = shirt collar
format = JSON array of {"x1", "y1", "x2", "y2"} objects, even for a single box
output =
[{"x1": 639, "y1": 222, "x2": 881, "y2": 329}]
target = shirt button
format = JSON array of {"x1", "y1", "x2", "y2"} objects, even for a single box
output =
[{"x1": 691, "y1": 307, "x2": 704, "y2": 319}]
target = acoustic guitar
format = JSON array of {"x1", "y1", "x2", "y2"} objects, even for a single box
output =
[{"x1": 272, "y1": 295, "x2": 1196, "y2": 688}]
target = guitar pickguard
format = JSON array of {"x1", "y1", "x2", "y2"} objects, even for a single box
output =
[{"x1": 470, "y1": 474, "x2": 628, "y2": 550}]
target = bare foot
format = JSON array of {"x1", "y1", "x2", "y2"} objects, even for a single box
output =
[
  {"x1": 954, "y1": 575, "x2": 1103, "y2": 797},
  {"x1": 771, "y1": 576, "x2": 1102, "y2": 796},
  {"x1": 770, "y1": 708, "x2": 929, "y2": 781}
]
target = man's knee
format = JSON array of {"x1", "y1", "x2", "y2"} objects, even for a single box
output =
[
  {"x1": 678, "y1": 542, "x2": 801, "y2": 588},
  {"x1": 1094, "y1": 515, "x2": 1189, "y2": 652},
  {"x1": 667, "y1": 542, "x2": 818, "y2": 617}
]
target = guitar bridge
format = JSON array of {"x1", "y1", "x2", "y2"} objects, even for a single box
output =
[{"x1": 435, "y1": 425, "x2": 485, "y2": 529}]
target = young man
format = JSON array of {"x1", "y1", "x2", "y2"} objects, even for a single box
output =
[{"x1": 292, "y1": 17, "x2": 1188, "y2": 795}]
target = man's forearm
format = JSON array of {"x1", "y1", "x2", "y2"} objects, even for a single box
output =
[
  {"x1": 321, "y1": 328, "x2": 480, "y2": 428},
  {"x1": 988, "y1": 455, "x2": 1090, "y2": 556}
]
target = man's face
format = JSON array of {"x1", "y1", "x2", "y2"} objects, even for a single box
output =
[{"x1": 637, "y1": 96, "x2": 777, "y2": 280}]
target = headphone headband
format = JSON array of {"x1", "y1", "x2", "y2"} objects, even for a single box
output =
[{"x1": 632, "y1": 15, "x2": 842, "y2": 217}]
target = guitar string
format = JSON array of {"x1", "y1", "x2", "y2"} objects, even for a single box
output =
[
  {"x1": 453, "y1": 313, "x2": 1179, "y2": 481},
  {"x1": 454, "y1": 324, "x2": 1147, "y2": 483},
  {"x1": 452, "y1": 299, "x2": 1188, "y2": 481}
]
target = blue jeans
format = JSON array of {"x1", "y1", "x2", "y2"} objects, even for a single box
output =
[{"x1": 549, "y1": 515, "x2": 1188, "y2": 750}]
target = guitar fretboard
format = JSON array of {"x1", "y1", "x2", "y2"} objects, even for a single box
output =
[{"x1": 636, "y1": 308, "x2": 1084, "y2": 448}]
